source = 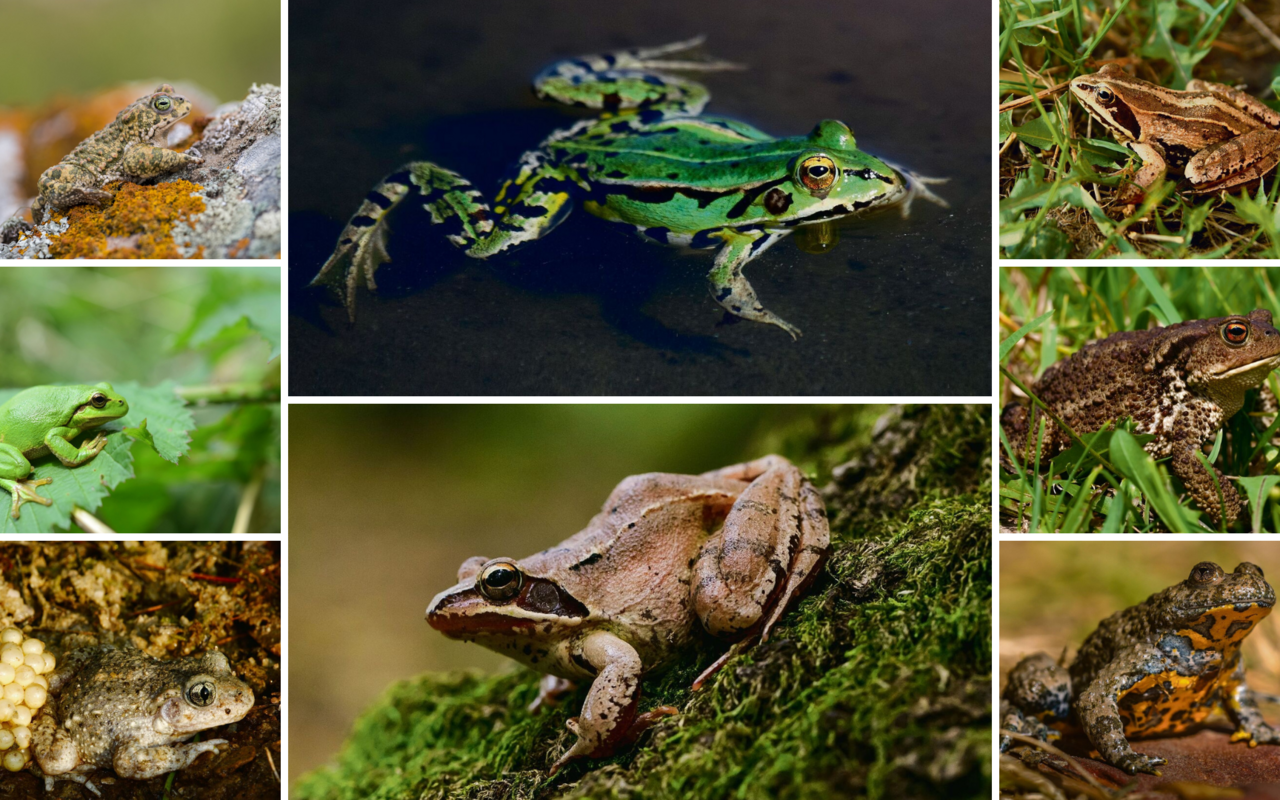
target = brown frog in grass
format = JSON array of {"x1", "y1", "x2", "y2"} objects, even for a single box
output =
[
  {"x1": 1, "y1": 84, "x2": 202, "y2": 243},
  {"x1": 1001, "y1": 561, "x2": 1277, "y2": 775},
  {"x1": 1000, "y1": 310, "x2": 1280, "y2": 527}
]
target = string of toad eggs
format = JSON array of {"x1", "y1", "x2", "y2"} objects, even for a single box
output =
[{"x1": 0, "y1": 627, "x2": 53, "y2": 772}]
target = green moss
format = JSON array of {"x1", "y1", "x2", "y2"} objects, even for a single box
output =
[{"x1": 294, "y1": 405, "x2": 992, "y2": 800}]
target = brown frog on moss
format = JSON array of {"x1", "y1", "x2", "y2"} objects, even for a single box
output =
[
  {"x1": 1001, "y1": 561, "x2": 1277, "y2": 775},
  {"x1": 1, "y1": 84, "x2": 202, "y2": 243},
  {"x1": 1001, "y1": 310, "x2": 1280, "y2": 527}
]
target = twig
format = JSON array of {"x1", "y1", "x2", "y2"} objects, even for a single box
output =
[
  {"x1": 1237, "y1": 4, "x2": 1280, "y2": 54},
  {"x1": 71, "y1": 507, "x2": 115, "y2": 533},
  {"x1": 232, "y1": 467, "x2": 264, "y2": 535},
  {"x1": 189, "y1": 573, "x2": 242, "y2": 585}
]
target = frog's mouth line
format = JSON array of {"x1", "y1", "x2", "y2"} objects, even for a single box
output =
[
  {"x1": 1178, "y1": 599, "x2": 1274, "y2": 616},
  {"x1": 1214, "y1": 354, "x2": 1280, "y2": 379}
]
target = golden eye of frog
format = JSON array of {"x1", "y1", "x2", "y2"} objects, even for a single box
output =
[{"x1": 425, "y1": 455, "x2": 830, "y2": 774}]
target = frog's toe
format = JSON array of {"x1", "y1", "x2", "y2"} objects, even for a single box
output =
[
  {"x1": 4, "y1": 477, "x2": 54, "y2": 519},
  {"x1": 1115, "y1": 752, "x2": 1165, "y2": 775}
]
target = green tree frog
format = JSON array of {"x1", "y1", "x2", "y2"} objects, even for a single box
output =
[{"x1": 0, "y1": 383, "x2": 129, "y2": 519}]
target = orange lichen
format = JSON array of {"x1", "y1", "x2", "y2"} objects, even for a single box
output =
[{"x1": 47, "y1": 180, "x2": 206, "y2": 259}]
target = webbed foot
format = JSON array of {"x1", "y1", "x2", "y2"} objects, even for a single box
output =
[
  {"x1": 2, "y1": 477, "x2": 53, "y2": 520},
  {"x1": 312, "y1": 173, "x2": 410, "y2": 322}
]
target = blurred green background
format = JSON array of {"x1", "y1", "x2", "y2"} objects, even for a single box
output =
[
  {"x1": 0, "y1": 267, "x2": 281, "y2": 533},
  {"x1": 1, "y1": 0, "x2": 280, "y2": 104},
  {"x1": 1001, "y1": 541, "x2": 1280, "y2": 696},
  {"x1": 288, "y1": 404, "x2": 848, "y2": 780}
]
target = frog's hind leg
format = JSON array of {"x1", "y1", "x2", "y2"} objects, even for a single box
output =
[
  {"x1": 705, "y1": 228, "x2": 800, "y2": 339},
  {"x1": 534, "y1": 36, "x2": 743, "y2": 118},
  {"x1": 36, "y1": 164, "x2": 113, "y2": 211},
  {"x1": 0, "y1": 443, "x2": 51, "y2": 520},
  {"x1": 312, "y1": 158, "x2": 575, "y2": 321}
]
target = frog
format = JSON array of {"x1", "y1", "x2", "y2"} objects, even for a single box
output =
[
  {"x1": 0, "y1": 383, "x2": 129, "y2": 520},
  {"x1": 1069, "y1": 64, "x2": 1280, "y2": 203},
  {"x1": 312, "y1": 37, "x2": 947, "y2": 339},
  {"x1": 0, "y1": 84, "x2": 203, "y2": 244},
  {"x1": 1000, "y1": 309, "x2": 1280, "y2": 528},
  {"x1": 1000, "y1": 561, "x2": 1277, "y2": 775},
  {"x1": 425, "y1": 455, "x2": 830, "y2": 774},
  {"x1": 31, "y1": 645, "x2": 255, "y2": 795}
]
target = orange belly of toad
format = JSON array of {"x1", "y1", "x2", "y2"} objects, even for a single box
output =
[{"x1": 1116, "y1": 669, "x2": 1224, "y2": 736}]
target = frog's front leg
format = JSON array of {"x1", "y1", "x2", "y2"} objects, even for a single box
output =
[
  {"x1": 691, "y1": 455, "x2": 829, "y2": 688},
  {"x1": 1223, "y1": 661, "x2": 1280, "y2": 746},
  {"x1": 44, "y1": 427, "x2": 109, "y2": 467},
  {"x1": 118, "y1": 144, "x2": 203, "y2": 180},
  {"x1": 313, "y1": 158, "x2": 575, "y2": 321},
  {"x1": 0, "y1": 442, "x2": 51, "y2": 519},
  {"x1": 705, "y1": 229, "x2": 800, "y2": 339},
  {"x1": 1170, "y1": 444, "x2": 1242, "y2": 528},
  {"x1": 1184, "y1": 128, "x2": 1280, "y2": 194},
  {"x1": 1075, "y1": 648, "x2": 1169, "y2": 775},
  {"x1": 1120, "y1": 140, "x2": 1169, "y2": 202},
  {"x1": 550, "y1": 630, "x2": 677, "y2": 775}
]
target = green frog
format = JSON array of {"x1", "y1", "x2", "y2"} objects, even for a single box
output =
[
  {"x1": 312, "y1": 37, "x2": 947, "y2": 338},
  {"x1": 1001, "y1": 561, "x2": 1277, "y2": 775},
  {"x1": 0, "y1": 384, "x2": 129, "y2": 519}
]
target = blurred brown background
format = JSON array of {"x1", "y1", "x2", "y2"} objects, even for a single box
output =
[
  {"x1": 1001, "y1": 541, "x2": 1280, "y2": 699},
  {"x1": 287, "y1": 404, "x2": 828, "y2": 780}
]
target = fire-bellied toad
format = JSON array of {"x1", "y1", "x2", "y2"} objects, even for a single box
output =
[
  {"x1": 30, "y1": 646, "x2": 254, "y2": 795},
  {"x1": 0, "y1": 84, "x2": 202, "y2": 243},
  {"x1": 1000, "y1": 561, "x2": 1277, "y2": 775},
  {"x1": 1000, "y1": 309, "x2": 1280, "y2": 527}
]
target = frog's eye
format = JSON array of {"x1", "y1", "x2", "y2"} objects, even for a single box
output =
[
  {"x1": 1189, "y1": 562, "x2": 1224, "y2": 585},
  {"x1": 1096, "y1": 87, "x2": 1115, "y2": 103},
  {"x1": 154, "y1": 96, "x2": 173, "y2": 112},
  {"x1": 798, "y1": 156, "x2": 837, "y2": 193},
  {"x1": 1222, "y1": 320, "x2": 1250, "y2": 346},
  {"x1": 478, "y1": 560, "x2": 523, "y2": 602},
  {"x1": 90, "y1": 393, "x2": 108, "y2": 408},
  {"x1": 186, "y1": 680, "x2": 216, "y2": 707}
]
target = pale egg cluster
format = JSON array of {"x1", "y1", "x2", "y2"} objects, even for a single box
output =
[{"x1": 0, "y1": 627, "x2": 55, "y2": 772}]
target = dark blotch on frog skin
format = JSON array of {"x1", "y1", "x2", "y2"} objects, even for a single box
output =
[{"x1": 764, "y1": 187, "x2": 793, "y2": 215}]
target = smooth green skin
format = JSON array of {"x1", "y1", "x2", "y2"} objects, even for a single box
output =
[
  {"x1": 0, "y1": 383, "x2": 129, "y2": 519},
  {"x1": 316, "y1": 38, "x2": 946, "y2": 338}
]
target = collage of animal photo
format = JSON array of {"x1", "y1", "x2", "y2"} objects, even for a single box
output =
[{"x1": 4, "y1": 0, "x2": 1280, "y2": 798}]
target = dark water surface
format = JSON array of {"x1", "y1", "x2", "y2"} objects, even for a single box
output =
[{"x1": 289, "y1": 0, "x2": 990, "y2": 396}]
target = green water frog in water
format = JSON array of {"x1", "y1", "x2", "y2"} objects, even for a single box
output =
[{"x1": 313, "y1": 37, "x2": 947, "y2": 339}]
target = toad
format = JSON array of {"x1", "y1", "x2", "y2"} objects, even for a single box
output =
[
  {"x1": 30, "y1": 646, "x2": 253, "y2": 794},
  {"x1": 1001, "y1": 310, "x2": 1280, "y2": 527},
  {"x1": 1001, "y1": 561, "x2": 1277, "y2": 775},
  {"x1": 1, "y1": 84, "x2": 202, "y2": 243}
]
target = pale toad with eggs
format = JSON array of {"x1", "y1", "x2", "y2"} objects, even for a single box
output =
[{"x1": 31, "y1": 646, "x2": 253, "y2": 795}]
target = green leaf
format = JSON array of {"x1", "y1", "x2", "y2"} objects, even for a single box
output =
[
  {"x1": 0, "y1": 381, "x2": 196, "y2": 532},
  {"x1": 1000, "y1": 309, "x2": 1054, "y2": 362},
  {"x1": 1011, "y1": 114, "x2": 1059, "y2": 151},
  {"x1": 1109, "y1": 430, "x2": 1197, "y2": 532},
  {"x1": 1134, "y1": 267, "x2": 1182, "y2": 324},
  {"x1": 1234, "y1": 475, "x2": 1280, "y2": 534},
  {"x1": 173, "y1": 267, "x2": 281, "y2": 358}
]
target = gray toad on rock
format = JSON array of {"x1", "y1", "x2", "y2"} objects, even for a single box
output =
[
  {"x1": 1001, "y1": 310, "x2": 1280, "y2": 527},
  {"x1": 1, "y1": 84, "x2": 202, "y2": 243},
  {"x1": 31, "y1": 646, "x2": 253, "y2": 795}
]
